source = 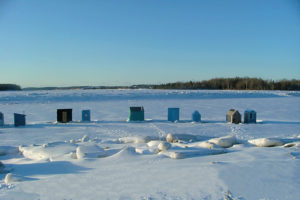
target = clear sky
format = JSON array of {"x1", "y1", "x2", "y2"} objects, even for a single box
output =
[{"x1": 0, "y1": 0, "x2": 300, "y2": 87}]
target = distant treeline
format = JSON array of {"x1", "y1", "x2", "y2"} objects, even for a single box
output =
[
  {"x1": 0, "y1": 84, "x2": 22, "y2": 91},
  {"x1": 151, "y1": 78, "x2": 300, "y2": 91}
]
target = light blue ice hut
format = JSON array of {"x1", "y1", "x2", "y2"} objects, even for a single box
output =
[
  {"x1": 82, "y1": 110, "x2": 91, "y2": 121},
  {"x1": 0, "y1": 112, "x2": 3, "y2": 126},
  {"x1": 192, "y1": 110, "x2": 201, "y2": 122},
  {"x1": 129, "y1": 107, "x2": 144, "y2": 121},
  {"x1": 244, "y1": 110, "x2": 256, "y2": 123},
  {"x1": 14, "y1": 113, "x2": 26, "y2": 127},
  {"x1": 168, "y1": 108, "x2": 179, "y2": 122}
]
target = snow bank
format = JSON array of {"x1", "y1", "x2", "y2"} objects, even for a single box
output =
[
  {"x1": 248, "y1": 138, "x2": 283, "y2": 147},
  {"x1": 158, "y1": 141, "x2": 171, "y2": 152},
  {"x1": 189, "y1": 141, "x2": 219, "y2": 149},
  {"x1": 208, "y1": 135, "x2": 237, "y2": 148}
]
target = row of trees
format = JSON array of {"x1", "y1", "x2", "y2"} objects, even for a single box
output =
[
  {"x1": 152, "y1": 78, "x2": 300, "y2": 91},
  {"x1": 0, "y1": 84, "x2": 22, "y2": 91}
]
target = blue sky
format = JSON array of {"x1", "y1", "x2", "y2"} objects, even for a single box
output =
[{"x1": 0, "y1": 0, "x2": 299, "y2": 87}]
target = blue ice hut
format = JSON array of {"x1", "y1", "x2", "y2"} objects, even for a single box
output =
[
  {"x1": 14, "y1": 113, "x2": 26, "y2": 127},
  {"x1": 0, "y1": 112, "x2": 3, "y2": 126},
  {"x1": 129, "y1": 107, "x2": 144, "y2": 121},
  {"x1": 168, "y1": 108, "x2": 179, "y2": 122},
  {"x1": 192, "y1": 110, "x2": 201, "y2": 122},
  {"x1": 82, "y1": 110, "x2": 91, "y2": 121},
  {"x1": 57, "y1": 109, "x2": 72, "y2": 123},
  {"x1": 244, "y1": 110, "x2": 256, "y2": 123}
]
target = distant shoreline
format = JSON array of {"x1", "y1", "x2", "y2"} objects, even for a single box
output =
[{"x1": 2, "y1": 77, "x2": 300, "y2": 91}]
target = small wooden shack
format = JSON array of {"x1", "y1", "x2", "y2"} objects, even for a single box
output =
[
  {"x1": 14, "y1": 113, "x2": 26, "y2": 127},
  {"x1": 57, "y1": 109, "x2": 72, "y2": 123},
  {"x1": 226, "y1": 109, "x2": 241, "y2": 124},
  {"x1": 168, "y1": 108, "x2": 179, "y2": 122},
  {"x1": 244, "y1": 110, "x2": 256, "y2": 123},
  {"x1": 82, "y1": 110, "x2": 91, "y2": 121},
  {"x1": 192, "y1": 110, "x2": 201, "y2": 122},
  {"x1": 129, "y1": 107, "x2": 144, "y2": 121},
  {"x1": 0, "y1": 112, "x2": 3, "y2": 126}
]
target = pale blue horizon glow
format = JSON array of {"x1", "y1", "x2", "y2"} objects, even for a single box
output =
[{"x1": 0, "y1": 0, "x2": 300, "y2": 87}]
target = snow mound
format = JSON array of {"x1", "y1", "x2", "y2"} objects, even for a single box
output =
[
  {"x1": 248, "y1": 138, "x2": 283, "y2": 147},
  {"x1": 161, "y1": 147, "x2": 226, "y2": 159},
  {"x1": 19, "y1": 142, "x2": 76, "y2": 161},
  {"x1": 190, "y1": 141, "x2": 219, "y2": 149},
  {"x1": 209, "y1": 135, "x2": 237, "y2": 148},
  {"x1": 166, "y1": 133, "x2": 198, "y2": 143},
  {"x1": 158, "y1": 141, "x2": 171, "y2": 152},
  {"x1": 284, "y1": 142, "x2": 300, "y2": 148},
  {"x1": 75, "y1": 142, "x2": 106, "y2": 159},
  {"x1": 4, "y1": 173, "x2": 23, "y2": 184},
  {"x1": 81, "y1": 135, "x2": 90, "y2": 142}
]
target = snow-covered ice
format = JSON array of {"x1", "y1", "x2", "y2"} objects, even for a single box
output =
[{"x1": 0, "y1": 89, "x2": 300, "y2": 199}]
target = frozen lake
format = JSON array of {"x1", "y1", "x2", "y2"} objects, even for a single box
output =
[{"x1": 0, "y1": 89, "x2": 300, "y2": 200}]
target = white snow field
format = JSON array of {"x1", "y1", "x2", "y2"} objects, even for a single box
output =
[{"x1": 0, "y1": 89, "x2": 300, "y2": 200}]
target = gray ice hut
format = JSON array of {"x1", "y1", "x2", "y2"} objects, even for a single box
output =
[
  {"x1": 82, "y1": 110, "x2": 91, "y2": 121},
  {"x1": 129, "y1": 107, "x2": 144, "y2": 121},
  {"x1": 14, "y1": 113, "x2": 26, "y2": 127},
  {"x1": 226, "y1": 109, "x2": 241, "y2": 124},
  {"x1": 244, "y1": 110, "x2": 256, "y2": 123},
  {"x1": 168, "y1": 108, "x2": 179, "y2": 122},
  {"x1": 192, "y1": 110, "x2": 201, "y2": 122},
  {"x1": 0, "y1": 112, "x2": 3, "y2": 126},
  {"x1": 57, "y1": 109, "x2": 72, "y2": 123}
]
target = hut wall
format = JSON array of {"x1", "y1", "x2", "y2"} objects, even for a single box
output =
[
  {"x1": 129, "y1": 107, "x2": 144, "y2": 121},
  {"x1": 14, "y1": 113, "x2": 26, "y2": 127},
  {"x1": 57, "y1": 109, "x2": 72, "y2": 123},
  {"x1": 168, "y1": 108, "x2": 179, "y2": 122},
  {"x1": 0, "y1": 112, "x2": 3, "y2": 126},
  {"x1": 82, "y1": 110, "x2": 91, "y2": 121}
]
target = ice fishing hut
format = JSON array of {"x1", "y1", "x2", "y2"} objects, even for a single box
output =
[
  {"x1": 57, "y1": 109, "x2": 72, "y2": 123},
  {"x1": 192, "y1": 110, "x2": 201, "y2": 122},
  {"x1": 0, "y1": 112, "x2": 3, "y2": 126},
  {"x1": 14, "y1": 113, "x2": 26, "y2": 127},
  {"x1": 244, "y1": 110, "x2": 256, "y2": 123},
  {"x1": 129, "y1": 107, "x2": 144, "y2": 121},
  {"x1": 168, "y1": 108, "x2": 179, "y2": 122},
  {"x1": 82, "y1": 110, "x2": 91, "y2": 121},
  {"x1": 226, "y1": 109, "x2": 241, "y2": 124}
]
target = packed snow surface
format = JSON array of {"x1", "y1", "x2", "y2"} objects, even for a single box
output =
[{"x1": 0, "y1": 89, "x2": 300, "y2": 200}]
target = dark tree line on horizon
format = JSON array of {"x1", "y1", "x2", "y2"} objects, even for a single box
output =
[
  {"x1": 0, "y1": 84, "x2": 21, "y2": 91},
  {"x1": 1, "y1": 78, "x2": 300, "y2": 91},
  {"x1": 152, "y1": 77, "x2": 300, "y2": 91}
]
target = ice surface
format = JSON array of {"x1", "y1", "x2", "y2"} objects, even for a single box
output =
[{"x1": 0, "y1": 89, "x2": 300, "y2": 199}]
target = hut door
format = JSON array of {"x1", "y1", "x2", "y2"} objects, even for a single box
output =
[{"x1": 62, "y1": 111, "x2": 68, "y2": 123}]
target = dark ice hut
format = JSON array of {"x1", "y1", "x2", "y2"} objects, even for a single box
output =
[
  {"x1": 226, "y1": 109, "x2": 241, "y2": 124},
  {"x1": 0, "y1": 112, "x2": 3, "y2": 126},
  {"x1": 57, "y1": 109, "x2": 72, "y2": 123},
  {"x1": 244, "y1": 110, "x2": 256, "y2": 123},
  {"x1": 82, "y1": 110, "x2": 91, "y2": 121},
  {"x1": 192, "y1": 110, "x2": 201, "y2": 122},
  {"x1": 168, "y1": 108, "x2": 179, "y2": 122},
  {"x1": 129, "y1": 107, "x2": 144, "y2": 121},
  {"x1": 14, "y1": 113, "x2": 26, "y2": 127}
]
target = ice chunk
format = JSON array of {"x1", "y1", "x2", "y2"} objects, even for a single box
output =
[
  {"x1": 119, "y1": 136, "x2": 151, "y2": 144},
  {"x1": 248, "y1": 138, "x2": 283, "y2": 147},
  {"x1": 209, "y1": 135, "x2": 237, "y2": 148},
  {"x1": 81, "y1": 135, "x2": 89, "y2": 142}
]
